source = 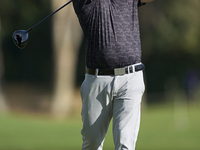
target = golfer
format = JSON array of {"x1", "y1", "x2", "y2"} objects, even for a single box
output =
[{"x1": 72, "y1": 0, "x2": 154, "y2": 149}]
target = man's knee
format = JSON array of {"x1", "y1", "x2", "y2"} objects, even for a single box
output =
[{"x1": 82, "y1": 137, "x2": 103, "y2": 150}]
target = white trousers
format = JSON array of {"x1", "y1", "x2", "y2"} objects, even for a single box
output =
[{"x1": 80, "y1": 71, "x2": 145, "y2": 150}]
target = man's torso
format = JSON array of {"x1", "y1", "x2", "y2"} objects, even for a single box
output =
[{"x1": 73, "y1": 0, "x2": 142, "y2": 69}]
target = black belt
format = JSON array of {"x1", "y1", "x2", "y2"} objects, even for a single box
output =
[{"x1": 86, "y1": 63, "x2": 145, "y2": 76}]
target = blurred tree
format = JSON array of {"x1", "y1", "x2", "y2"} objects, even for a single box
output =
[
  {"x1": 51, "y1": 0, "x2": 83, "y2": 119},
  {"x1": 0, "y1": 16, "x2": 8, "y2": 112},
  {"x1": 139, "y1": 0, "x2": 200, "y2": 103},
  {"x1": 0, "y1": 0, "x2": 53, "y2": 112}
]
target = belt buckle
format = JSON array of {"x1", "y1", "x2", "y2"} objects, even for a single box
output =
[{"x1": 114, "y1": 68, "x2": 125, "y2": 76}]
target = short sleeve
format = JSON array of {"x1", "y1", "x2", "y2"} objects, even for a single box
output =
[{"x1": 138, "y1": 0, "x2": 146, "y2": 7}]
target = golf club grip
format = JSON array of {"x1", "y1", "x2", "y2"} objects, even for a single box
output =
[{"x1": 27, "y1": 0, "x2": 72, "y2": 33}]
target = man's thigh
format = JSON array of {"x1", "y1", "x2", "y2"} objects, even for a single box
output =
[
  {"x1": 81, "y1": 74, "x2": 114, "y2": 149},
  {"x1": 112, "y1": 71, "x2": 145, "y2": 150}
]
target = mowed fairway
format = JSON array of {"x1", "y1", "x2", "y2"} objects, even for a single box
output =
[{"x1": 0, "y1": 103, "x2": 199, "y2": 150}]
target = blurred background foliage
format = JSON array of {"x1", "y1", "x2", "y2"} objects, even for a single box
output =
[
  {"x1": 0, "y1": 0, "x2": 53, "y2": 85},
  {"x1": 0, "y1": 0, "x2": 200, "y2": 111},
  {"x1": 139, "y1": 0, "x2": 200, "y2": 103}
]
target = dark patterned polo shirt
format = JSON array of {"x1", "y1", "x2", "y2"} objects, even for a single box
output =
[{"x1": 73, "y1": 0, "x2": 145, "y2": 69}]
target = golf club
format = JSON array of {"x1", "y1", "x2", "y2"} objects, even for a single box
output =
[{"x1": 12, "y1": 0, "x2": 72, "y2": 49}]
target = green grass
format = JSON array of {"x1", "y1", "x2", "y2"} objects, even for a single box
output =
[
  {"x1": 0, "y1": 103, "x2": 200, "y2": 150},
  {"x1": 0, "y1": 114, "x2": 82, "y2": 150},
  {"x1": 137, "y1": 103, "x2": 200, "y2": 150}
]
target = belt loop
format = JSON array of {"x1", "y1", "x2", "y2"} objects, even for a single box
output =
[
  {"x1": 127, "y1": 66, "x2": 130, "y2": 74},
  {"x1": 129, "y1": 66, "x2": 133, "y2": 73},
  {"x1": 95, "y1": 68, "x2": 99, "y2": 76}
]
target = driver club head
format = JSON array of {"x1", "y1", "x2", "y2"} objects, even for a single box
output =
[{"x1": 12, "y1": 30, "x2": 29, "y2": 49}]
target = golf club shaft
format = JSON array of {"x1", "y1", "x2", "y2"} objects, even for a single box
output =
[{"x1": 26, "y1": 0, "x2": 72, "y2": 33}]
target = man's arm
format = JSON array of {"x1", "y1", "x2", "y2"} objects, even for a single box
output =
[{"x1": 141, "y1": 0, "x2": 154, "y2": 3}]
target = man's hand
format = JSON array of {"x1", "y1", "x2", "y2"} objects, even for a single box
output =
[{"x1": 141, "y1": 0, "x2": 154, "y2": 3}]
